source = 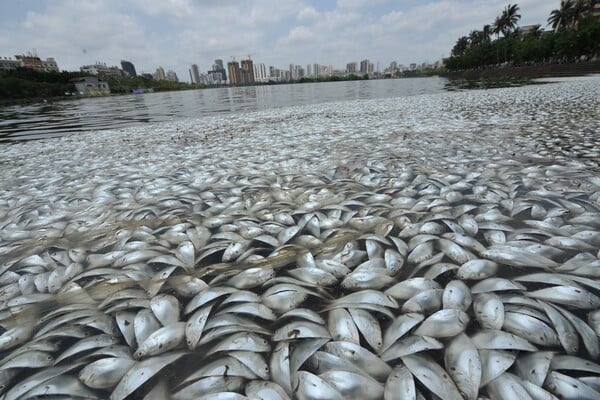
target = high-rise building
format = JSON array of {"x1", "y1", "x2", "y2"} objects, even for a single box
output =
[
  {"x1": 208, "y1": 70, "x2": 224, "y2": 84},
  {"x1": 227, "y1": 61, "x2": 241, "y2": 85},
  {"x1": 166, "y1": 70, "x2": 179, "y2": 82},
  {"x1": 211, "y1": 60, "x2": 227, "y2": 82},
  {"x1": 289, "y1": 65, "x2": 303, "y2": 80},
  {"x1": 306, "y1": 64, "x2": 312, "y2": 77},
  {"x1": 313, "y1": 63, "x2": 321, "y2": 77},
  {"x1": 121, "y1": 60, "x2": 137, "y2": 77},
  {"x1": 346, "y1": 62, "x2": 357, "y2": 73},
  {"x1": 253, "y1": 63, "x2": 267, "y2": 83},
  {"x1": 240, "y1": 59, "x2": 255, "y2": 84},
  {"x1": 360, "y1": 59, "x2": 370, "y2": 74},
  {"x1": 155, "y1": 66, "x2": 166, "y2": 80},
  {"x1": 189, "y1": 64, "x2": 200, "y2": 84}
]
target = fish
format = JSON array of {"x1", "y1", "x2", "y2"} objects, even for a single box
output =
[{"x1": 1, "y1": 76, "x2": 600, "y2": 400}]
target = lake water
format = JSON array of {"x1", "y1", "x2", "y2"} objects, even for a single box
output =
[{"x1": 0, "y1": 77, "x2": 453, "y2": 142}]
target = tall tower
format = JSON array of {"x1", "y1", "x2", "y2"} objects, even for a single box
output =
[
  {"x1": 240, "y1": 59, "x2": 255, "y2": 84},
  {"x1": 360, "y1": 59, "x2": 370, "y2": 74},
  {"x1": 313, "y1": 63, "x2": 320, "y2": 76},
  {"x1": 212, "y1": 59, "x2": 227, "y2": 82},
  {"x1": 121, "y1": 60, "x2": 137, "y2": 77},
  {"x1": 227, "y1": 61, "x2": 241, "y2": 85},
  {"x1": 155, "y1": 66, "x2": 166, "y2": 80},
  {"x1": 253, "y1": 63, "x2": 267, "y2": 82},
  {"x1": 190, "y1": 64, "x2": 200, "y2": 84}
]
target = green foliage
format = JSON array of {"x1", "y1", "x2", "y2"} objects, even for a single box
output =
[
  {"x1": 445, "y1": 3, "x2": 600, "y2": 71},
  {"x1": 296, "y1": 74, "x2": 368, "y2": 83},
  {"x1": 0, "y1": 68, "x2": 200, "y2": 100},
  {"x1": 0, "y1": 68, "x2": 86, "y2": 99},
  {"x1": 105, "y1": 76, "x2": 200, "y2": 94}
]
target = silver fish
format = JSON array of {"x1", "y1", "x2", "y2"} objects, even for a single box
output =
[
  {"x1": 401, "y1": 354, "x2": 463, "y2": 400},
  {"x1": 134, "y1": 322, "x2": 186, "y2": 359},
  {"x1": 319, "y1": 370, "x2": 384, "y2": 400},
  {"x1": 111, "y1": 351, "x2": 186, "y2": 400},
  {"x1": 294, "y1": 371, "x2": 343, "y2": 400},
  {"x1": 444, "y1": 333, "x2": 481, "y2": 400},
  {"x1": 79, "y1": 357, "x2": 136, "y2": 389}
]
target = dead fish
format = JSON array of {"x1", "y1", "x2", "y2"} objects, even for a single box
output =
[
  {"x1": 401, "y1": 354, "x2": 463, "y2": 400},
  {"x1": 444, "y1": 333, "x2": 481, "y2": 400},
  {"x1": 134, "y1": 322, "x2": 186, "y2": 359},
  {"x1": 79, "y1": 357, "x2": 136, "y2": 389},
  {"x1": 319, "y1": 370, "x2": 384, "y2": 400}
]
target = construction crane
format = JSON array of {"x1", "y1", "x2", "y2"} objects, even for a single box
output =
[{"x1": 230, "y1": 53, "x2": 256, "y2": 62}]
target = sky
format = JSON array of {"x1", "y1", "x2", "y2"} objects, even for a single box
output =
[{"x1": 1, "y1": 0, "x2": 558, "y2": 82}]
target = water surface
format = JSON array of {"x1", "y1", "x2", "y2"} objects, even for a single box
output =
[{"x1": 0, "y1": 78, "x2": 448, "y2": 142}]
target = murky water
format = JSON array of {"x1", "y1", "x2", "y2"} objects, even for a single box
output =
[{"x1": 0, "y1": 78, "x2": 449, "y2": 142}]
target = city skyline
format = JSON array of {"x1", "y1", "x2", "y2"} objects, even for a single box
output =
[{"x1": 0, "y1": 0, "x2": 558, "y2": 83}]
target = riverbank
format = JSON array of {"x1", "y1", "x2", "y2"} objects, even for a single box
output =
[
  {"x1": 0, "y1": 69, "x2": 201, "y2": 106},
  {"x1": 440, "y1": 61, "x2": 600, "y2": 80}
]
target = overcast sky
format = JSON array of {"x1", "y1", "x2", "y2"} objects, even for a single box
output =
[{"x1": 1, "y1": 0, "x2": 558, "y2": 82}]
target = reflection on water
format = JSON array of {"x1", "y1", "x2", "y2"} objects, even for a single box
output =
[{"x1": 0, "y1": 78, "x2": 449, "y2": 142}]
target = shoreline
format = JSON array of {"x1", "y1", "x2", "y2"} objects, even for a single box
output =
[
  {"x1": 0, "y1": 89, "x2": 198, "y2": 107},
  {"x1": 440, "y1": 61, "x2": 600, "y2": 80},
  {"x1": 2, "y1": 61, "x2": 599, "y2": 107}
]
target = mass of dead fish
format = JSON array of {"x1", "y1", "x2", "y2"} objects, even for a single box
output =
[{"x1": 0, "y1": 77, "x2": 599, "y2": 399}]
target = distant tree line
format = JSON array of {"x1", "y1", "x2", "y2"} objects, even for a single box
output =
[
  {"x1": 445, "y1": 1, "x2": 600, "y2": 71},
  {"x1": 104, "y1": 75, "x2": 199, "y2": 94},
  {"x1": 294, "y1": 73, "x2": 369, "y2": 84},
  {"x1": 0, "y1": 67, "x2": 200, "y2": 101},
  {"x1": 0, "y1": 68, "x2": 86, "y2": 100}
]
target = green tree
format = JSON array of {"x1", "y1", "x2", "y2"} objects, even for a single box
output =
[
  {"x1": 469, "y1": 30, "x2": 485, "y2": 47},
  {"x1": 548, "y1": 0, "x2": 575, "y2": 30},
  {"x1": 452, "y1": 36, "x2": 470, "y2": 56},
  {"x1": 482, "y1": 24, "x2": 493, "y2": 42},
  {"x1": 500, "y1": 4, "x2": 522, "y2": 36}
]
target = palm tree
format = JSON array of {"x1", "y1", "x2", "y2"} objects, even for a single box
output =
[
  {"x1": 482, "y1": 24, "x2": 493, "y2": 42},
  {"x1": 548, "y1": 0, "x2": 575, "y2": 30},
  {"x1": 492, "y1": 16, "x2": 503, "y2": 64},
  {"x1": 500, "y1": 3, "x2": 522, "y2": 36},
  {"x1": 492, "y1": 16, "x2": 504, "y2": 39},
  {"x1": 571, "y1": 0, "x2": 589, "y2": 26},
  {"x1": 529, "y1": 24, "x2": 543, "y2": 38},
  {"x1": 452, "y1": 36, "x2": 470, "y2": 56},
  {"x1": 469, "y1": 30, "x2": 484, "y2": 47}
]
